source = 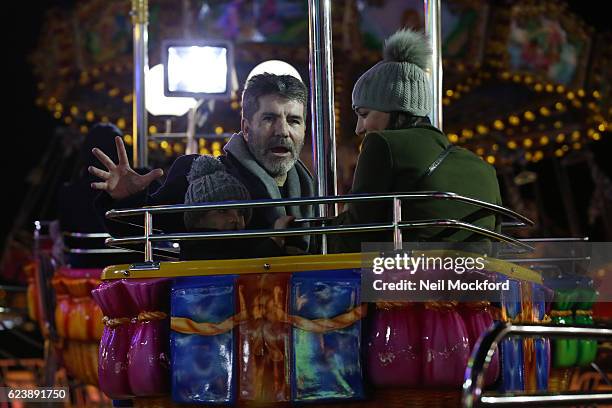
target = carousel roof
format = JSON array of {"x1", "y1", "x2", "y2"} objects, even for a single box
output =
[{"x1": 30, "y1": 0, "x2": 610, "y2": 166}]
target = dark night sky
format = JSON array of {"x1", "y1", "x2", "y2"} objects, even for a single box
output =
[
  {"x1": 1, "y1": 1, "x2": 609, "y2": 251},
  {"x1": 2, "y1": 2, "x2": 59, "y2": 249}
]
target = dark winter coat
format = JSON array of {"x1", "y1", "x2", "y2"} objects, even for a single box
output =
[
  {"x1": 59, "y1": 123, "x2": 158, "y2": 267},
  {"x1": 329, "y1": 125, "x2": 503, "y2": 253}
]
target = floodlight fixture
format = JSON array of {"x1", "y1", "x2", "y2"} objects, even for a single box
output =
[
  {"x1": 145, "y1": 64, "x2": 197, "y2": 116},
  {"x1": 162, "y1": 40, "x2": 233, "y2": 99}
]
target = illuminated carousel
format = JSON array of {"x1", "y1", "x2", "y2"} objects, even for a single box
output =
[{"x1": 1, "y1": 1, "x2": 611, "y2": 407}]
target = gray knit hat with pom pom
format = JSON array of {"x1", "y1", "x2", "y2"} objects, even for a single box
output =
[
  {"x1": 184, "y1": 156, "x2": 251, "y2": 228},
  {"x1": 352, "y1": 29, "x2": 432, "y2": 116}
]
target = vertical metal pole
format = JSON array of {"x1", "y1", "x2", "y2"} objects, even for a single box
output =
[
  {"x1": 186, "y1": 99, "x2": 204, "y2": 155},
  {"x1": 424, "y1": 0, "x2": 443, "y2": 131},
  {"x1": 144, "y1": 211, "x2": 153, "y2": 262},
  {"x1": 182, "y1": 0, "x2": 192, "y2": 38},
  {"x1": 33, "y1": 221, "x2": 41, "y2": 258},
  {"x1": 393, "y1": 198, "x2": 403, "y2": 250},
  {"x1": 308, "y1": 0, "x2": 338, "y2": 254},
  {"x1": 32, "y1": 221, "x2": 59, "y2": 387},
  {"x1": 185, "y1": 105, "x2": 198, "y2": 155},
  {"x1": 132, "y1": 0, "x2": 149, "y2": 167}
]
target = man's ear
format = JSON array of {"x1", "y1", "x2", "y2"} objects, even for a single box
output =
[{"x1": 241, "y1": 117, "x2": 249, "y2": 141}]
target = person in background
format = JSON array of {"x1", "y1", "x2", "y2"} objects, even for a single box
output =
[
  {"x1": 57, "y1": 123, "x2": 158, "y2": 267},
  {"x1": 58, "y1": 123, "x2": 124, "y2": 234}
]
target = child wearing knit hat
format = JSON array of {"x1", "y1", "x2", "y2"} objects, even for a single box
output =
[
  {"x1": 181, "y1": 155, "x2": 293, "y2": 260},
  {"x1": 184, "y1": 155, "x2": 252, "y2": 232}
]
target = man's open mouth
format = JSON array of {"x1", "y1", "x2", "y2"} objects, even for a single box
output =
[{"x1": 270, "y1": 146, "x2": 291, "y2": 155}]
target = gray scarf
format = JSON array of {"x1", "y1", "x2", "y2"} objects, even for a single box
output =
[{"x1": 223, "y1": 132, "x2": 315, "y2": 227}]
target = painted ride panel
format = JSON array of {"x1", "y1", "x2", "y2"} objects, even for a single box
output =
[{"x1": 92, "y1": 252, "x2": 558, "y2": 406}]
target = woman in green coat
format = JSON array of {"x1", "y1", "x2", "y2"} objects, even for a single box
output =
[{"x1": 330, "y1": 29, "x2": 502, "y2": 253}]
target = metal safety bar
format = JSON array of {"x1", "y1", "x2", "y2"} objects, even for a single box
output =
[
  {"x1": 65, "y1": 248, "x2": 133, "y2": 254},
  {"x1": 106, "y1": 219, "x2": 532, "y2": 249},
  {"x1": 104, "y1": 192, "x2": 535, "y2": 261},
  {"x1": 503, "y1": 257, "x2": 590, "y2": 263},
  {"x1": 62, "y1": 231, "x2": 132, "y2": 254},
  {"x1": 105, "y1": 191, "x2": 533, "y2": 225},
  {"x1": 519, "y1": 237, "x2": 590, "y2": 242},
  {"x1": 463, "y1": 321, "x2": 612, "y2": 407},
  {"x1": 494, "y1": 237, "x2": 590, "y2": 257},
  {"x1": 0, "y1": 284, "x2": 27, "y2": 292},
  {"x1": 63, "y1": 232, "x2": 112, "y2": 238}
]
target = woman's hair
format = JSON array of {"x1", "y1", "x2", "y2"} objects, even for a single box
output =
[{"x1": 386, "y1": 112, "x2": 431, "y2": 130}]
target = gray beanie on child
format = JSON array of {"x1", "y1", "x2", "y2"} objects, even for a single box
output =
[
  {"x1": 352, "y1": 29, "x2": 432, "y2": 116},
  {"x1": 184, "y1": 155, "x2": 251, "y2": 228}
]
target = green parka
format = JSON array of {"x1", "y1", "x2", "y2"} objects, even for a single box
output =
[{"x1": 329, "y1": 125, "x2": 503, "y2": 253}]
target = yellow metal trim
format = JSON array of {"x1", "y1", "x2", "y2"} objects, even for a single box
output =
[
  {"x1": 102, "y1": 253, "x2": 363, "y2": 280},
  {"x1": 484, "y1": 255, "x2": 542, "y2": 284},
  {"x1": 102, "y1": 251, "x2": 541, "y2": 284}
]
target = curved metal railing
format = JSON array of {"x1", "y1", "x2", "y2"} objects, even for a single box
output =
[
  {"x1": 63, "y1": 231, "x2": 132, "y2": 255},
  {"x1": 63, "y1": 232, "x2": 112, "y2": 239},
  {"x1": 462, "y1": 321, "x2": 612, "y2": 407},
  {"x1": 105, "y1": 191, "x2": 532, "y2": 223},
  {"x1": 103, "y1": 192, "x2": 535, "y2": 260}
]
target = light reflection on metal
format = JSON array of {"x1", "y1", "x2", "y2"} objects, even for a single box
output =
[
  {"x1": 393, "y1": 197, "x2": 402, "y2": 250},
  {"x1": 132, "y1": 0, "x2": 149, "y2": 167},
  {"x1": 144, "y1": 211, "x2": 153, "y2": 262},
  {"x1": 424, "y1": 0, "x2": 442, "y2": 130},
  {"x1": 308, "y1": 0, "x2": 338, "y2": 254}
]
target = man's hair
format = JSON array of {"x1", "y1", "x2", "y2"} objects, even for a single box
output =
[{"x1": 241, "y1": 73, "x2": 308, "y2": 121}]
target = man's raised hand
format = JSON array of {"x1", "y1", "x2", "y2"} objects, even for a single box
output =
[{"x1": 88, "y1": 136, "x2": 164, "y2": 200}]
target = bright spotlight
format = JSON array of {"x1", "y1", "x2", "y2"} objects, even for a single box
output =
[
  {"x1": 145, "y1": 64, "x2": 197, "y2": 116},
  {"x1": 163, "y1": 40, "x2": 233, "y2": 99},
  {"x1": 246, "y1": 60, "x2": 303, "y2": 83}
]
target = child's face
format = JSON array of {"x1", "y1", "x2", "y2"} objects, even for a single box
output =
[{"x1": 196, "y1": 209, "x2": 246, "y2": 231}]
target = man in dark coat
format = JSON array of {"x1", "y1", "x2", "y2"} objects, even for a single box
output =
[{"x1": 90, "y1": 74, "x2": 314, "y2": 253}]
